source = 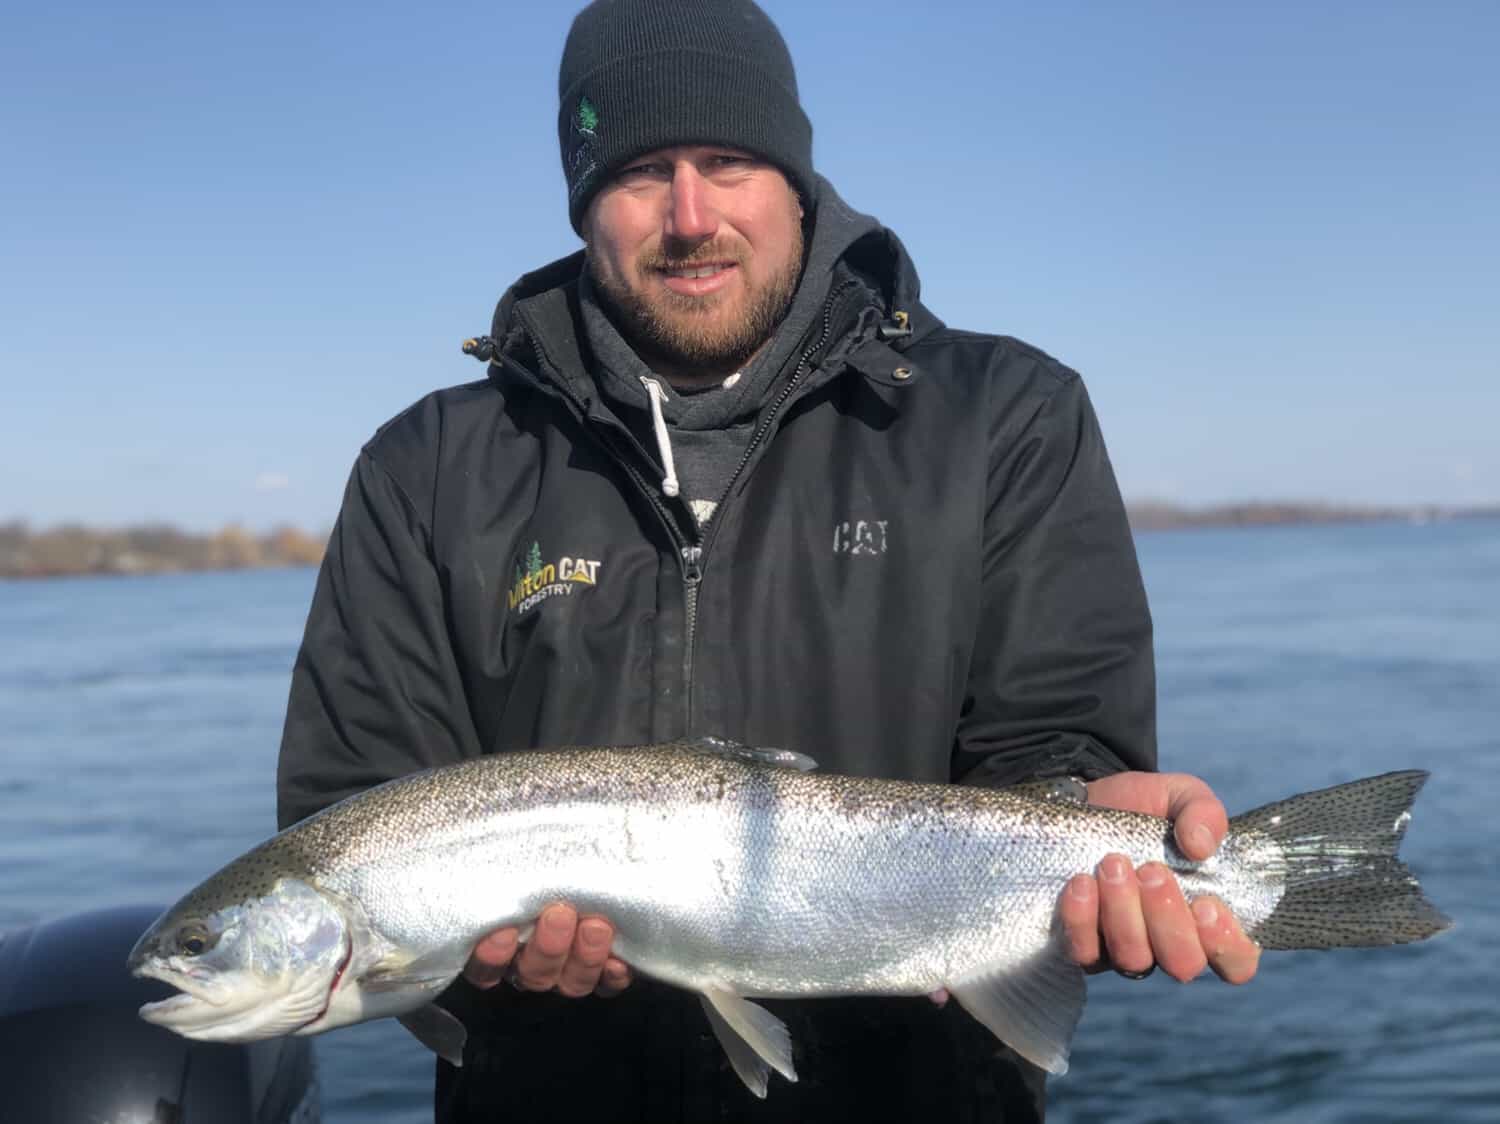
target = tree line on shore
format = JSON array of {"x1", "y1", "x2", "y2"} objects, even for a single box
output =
[
  {"x1": 3, "y1": 502, "x2": 1496, "y2": 579},
  {"x1": 0, "y1": 521, "x2": 326, "y2": 579},
  {"x1": 1122, "y1": 500, "x2": 1496, "y2": 531}
]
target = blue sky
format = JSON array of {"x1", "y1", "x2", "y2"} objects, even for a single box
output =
[{"x1": 3, "y1": 1, "x2": 1496, "y2": 530}]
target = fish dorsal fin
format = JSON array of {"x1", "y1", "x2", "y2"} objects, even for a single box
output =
[
  {"x1": 1008, "y1": 776, "x2": 1089, "y2": 804},
  {"x1": 397, "y1": 1003, "x2": 468, "y2": 1067},
  {"x1": 685, "y1": 736, "x2": 818, "y2": 772},
  {"x1": 950, "y1": 940, "x2": 1087, "y2": 1076},
  {"x1": 699, "y1": 988, "x2": 798, "y2": 1098}
]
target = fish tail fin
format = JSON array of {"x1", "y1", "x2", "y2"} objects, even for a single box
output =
[{"x1": 1231, "y1": 770, "x2": 1451, "y2": 951}]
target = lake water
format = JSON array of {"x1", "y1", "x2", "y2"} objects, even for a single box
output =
[{"x1": 2, "y1": 518, "x2": 1496, "y2": 1122}]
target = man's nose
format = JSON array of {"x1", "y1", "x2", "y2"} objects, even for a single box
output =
[{"x1": 664, "y1": 162, "x2": 718, "y2": 243}]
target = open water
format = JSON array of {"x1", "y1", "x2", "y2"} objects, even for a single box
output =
[{"x1": 1, "y1": 518, "x2": 1497, "y2": 1122}]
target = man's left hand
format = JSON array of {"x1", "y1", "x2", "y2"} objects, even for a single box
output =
[{"x1": 1057, "y1": 771, "x2": 1261, "y2": 985}]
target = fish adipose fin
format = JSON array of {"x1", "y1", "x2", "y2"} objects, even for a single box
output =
[
  {"x1": 950, "y1": 940, "x2": 1087, "y2": 1076},
  {"x1": 1008, "y1": 776, "x2": 1089, "y2": 804},
  {"x1": 699, "y1": 988, "x2": 798, "y2": 1098},
  {"x1": 685, "y1": 737, "x2": 819, "y2": 773},
  {"x1": 397, "y1": 1003, "x2": 467, "y2": 1067},
  {"x1": 1233, "y1": 769, "x2": 1453, "y2": 950}
]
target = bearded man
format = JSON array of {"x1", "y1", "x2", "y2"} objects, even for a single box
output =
[{"x1": 277, "y1": 1, "x2": 1260, "y2": 1120}]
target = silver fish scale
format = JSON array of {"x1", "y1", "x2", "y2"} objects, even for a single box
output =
[{"x1": 260, "y1": 746, "x2": 1288, "y2": 997}]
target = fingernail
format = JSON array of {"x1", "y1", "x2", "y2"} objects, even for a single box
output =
[
  {"x1": 1190, "y1": 825, "x2": 1215, "y2": 856},
  {"x1": 580, "y1": 921, "x2": 609, "y2": 949},
  {"x1": 1192, "y1": 898, "x2": 1219, "y2": 926},
  {"x1": 1100, "y1": 856, "x2": 1127, "y2": 884},
  {"x1": 1067, "y1": 875, "x2": 1092, "y2": 901},
  {"x1": 1137, "y1": 863, "x2": 1166, "y2": 889}
]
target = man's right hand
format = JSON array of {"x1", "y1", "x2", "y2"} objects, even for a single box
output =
[{"x1": 462, "y1": 903, "x2": 633, "y2": 998}]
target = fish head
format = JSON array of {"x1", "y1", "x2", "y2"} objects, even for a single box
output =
[{"x1": 128, "y1": 874, "x2": 349, "y2": 1043}]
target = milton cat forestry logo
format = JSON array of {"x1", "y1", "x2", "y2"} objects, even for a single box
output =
[{"x1": 508, "y1": 542, "x2": 602, "y2": 615}]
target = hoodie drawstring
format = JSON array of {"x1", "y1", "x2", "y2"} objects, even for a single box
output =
[{"x1": 638, "y1": 377, "x2": 680, "y2": 498}]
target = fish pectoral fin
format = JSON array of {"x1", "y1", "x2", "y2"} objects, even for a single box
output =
[
  {"x1": 685, "y1": 737, "x2": 819, "y2": 773},
  {"x1": 950, "y1": 940, "x2": 1086, "y2": 1076},
  {"x1": 397, "y1": 1003, "x2": 467, "y2": 1068},
  {"x1": 359, "y1": 948, "x2": 463, "y2": 993},
  {"x1": 699, "y1": 988, "x2": 798, "y2": 1099}
]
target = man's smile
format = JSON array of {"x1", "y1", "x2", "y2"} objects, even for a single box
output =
[{"x1": 657, "y1": 261, "x2": 739, "y2": 296}]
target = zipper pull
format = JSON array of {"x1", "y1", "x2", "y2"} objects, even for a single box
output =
[{"x1": 681, "y1": 545, "x2": 703, "y2": 584}]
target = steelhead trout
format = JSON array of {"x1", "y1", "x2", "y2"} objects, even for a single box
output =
[{"x1": 128, "y1": 740, "x2": 1450, "y2": 1097}]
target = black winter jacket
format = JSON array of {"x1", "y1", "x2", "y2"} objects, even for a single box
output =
[{"x1": 277, "y1": 222, "x2": 1155, "y2": 1122}]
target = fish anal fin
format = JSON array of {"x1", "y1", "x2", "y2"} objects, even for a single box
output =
[
  {"x1": 950, "y1": 942, "x2": 1086, "y2": 1076},
  {"x1": 684, "y1": 737, "x2": 818, "y2": 772},
  {"x1": 699, "y1": 988, "x2": 798, "y2": 1098},
  {"x1": 397, "y1": 1003, "x2": 467, "y2": 1067}
]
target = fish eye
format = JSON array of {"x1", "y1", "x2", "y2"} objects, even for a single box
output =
[{"x1": 175, "y1": 923, "x2": 215, "y2": 957}]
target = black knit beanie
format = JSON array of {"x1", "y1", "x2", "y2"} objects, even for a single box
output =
[{"x1": 558, "y1": 0, "x2": 814, "y2": 233}]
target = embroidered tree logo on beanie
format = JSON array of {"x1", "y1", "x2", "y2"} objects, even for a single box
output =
[
  {"x1": 575, "y1": 96, "x2": 599, "y2": 136},
  {"x1": 557, "y1": 0, "x2": 814, "y2": 233},
  {"x1": 569, "y1": 95, "x2": 601, "y2": 192}
]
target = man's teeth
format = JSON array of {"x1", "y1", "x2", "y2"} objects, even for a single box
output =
[{"x1": 666, "y1": 265, "x2": 727, "y2": 279}]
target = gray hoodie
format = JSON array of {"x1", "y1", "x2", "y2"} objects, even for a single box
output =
[{"x1": 580, "y1": 177, "x2": 880, "y2": 527}]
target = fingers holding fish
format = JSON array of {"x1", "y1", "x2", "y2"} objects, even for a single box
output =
[
  {"x1": 1086, "y1": 772, "x2": 1229, "y2": 862},
  {"x1": 1096, "y1": 853, "x2": 1155, "y2": 978},
  {"x1": 1165, "y1": 783, "x2": 1229, "y2": 863},
  {"x1": 1081, "y1": 772, "x2": 1237, "y2": 981},
  {"x1": 1059, "y1": 873, "x2": 1103, "y2": 971},
  {"x1": 461, "y1": 907, "x2": 632, "y2": 998},
  {"x1": 1192, "y1": 896, "x2": 1262, "y2": 985},
  {"x1": 1136, "y1": 862, "x2": 1207, "y2": 982},
  {"x1": 1064, "y1": 856, "x2": 1253, "y2": 985},
  {"x1": 555, "y1": 915, "x2": 620, "y2": 998},
  {"x1": 596, "y1": 957, "x2": 634, "y2": 998},
  {"x1": 1058, "y1": 863, "x2": 1166, "y2": 979},
  {"x1": 463, "y1": 927, "x2": 520, "y2": 989},
  {"x1": 510, "y1": 903, "x2": 583, "y2": 991}
]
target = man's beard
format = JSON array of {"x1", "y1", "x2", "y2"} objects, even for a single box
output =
[{"x1": 588, "y1": 227, "x2": 804, "y2": 375}]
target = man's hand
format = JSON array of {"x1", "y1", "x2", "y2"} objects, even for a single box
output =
[
  {"x1": 462, "y1": 903, "x2": 633, "y2": 998},
  {"x1": 1057, "y1": 772, "x2": 1261, "y2": 985}
]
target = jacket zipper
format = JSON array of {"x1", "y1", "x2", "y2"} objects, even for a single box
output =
[
  {"x1": 492, "y1": 353, "x2": 707, "y2": 734},
  {"x1": 678, "y1": 278, "x2": 866, "y2": 719},
  {"x1": 700, "y1": 278, "x2": 864, "y2": 553},
  {"x1": 680, "y1": 543, "x2": 703, "y2": 713}
]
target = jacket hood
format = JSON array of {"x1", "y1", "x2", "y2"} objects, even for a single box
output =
[{"x1": 476, "y1": 177, "x2": 943, "y2": 398}]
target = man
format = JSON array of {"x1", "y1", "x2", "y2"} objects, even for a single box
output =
[{"x1": 277, "y1": 1, "x2": 1260, "y2": 1119}]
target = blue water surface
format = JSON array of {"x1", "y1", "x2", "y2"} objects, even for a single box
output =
[{"x1": 1, "y1": 518, "x2": 1496, "y2": 1122}]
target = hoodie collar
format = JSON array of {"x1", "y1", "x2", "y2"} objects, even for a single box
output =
[{"x1": 481, "y1": 177, "x2": 943, "y2": 402}]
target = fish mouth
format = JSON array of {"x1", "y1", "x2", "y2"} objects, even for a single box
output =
[{"x1": 134, "y1": 961, "x2": 230, "y2": 1019}]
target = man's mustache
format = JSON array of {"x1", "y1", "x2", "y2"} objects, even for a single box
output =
[{"x1": 643, "y1": 241, "x2": 746, "y2": 271}]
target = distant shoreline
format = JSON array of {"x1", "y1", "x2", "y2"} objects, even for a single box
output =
[
  {"x1": 1124, "y1": 501, "x2": 1500, "y2": 532},
  {"x1": 3, "y1": 505, "x2": 1496, "y2": 580},
  {"x1": 0, "y1": 523, "x2": 326, "y2": 580}
]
